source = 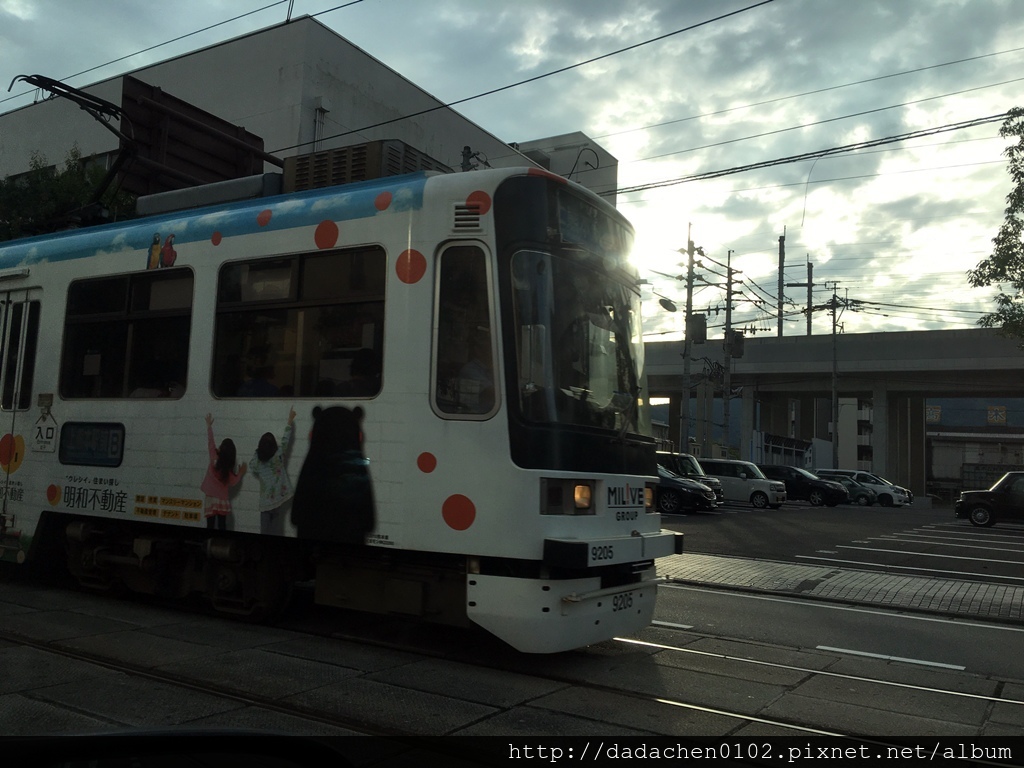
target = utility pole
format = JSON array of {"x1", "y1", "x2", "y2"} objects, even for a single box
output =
[
  {"x1": 785, "y1": 258, "x2": 814, "y2": 336},
  {"x1": 827, "y1": 283, "x2": 841, "y2": 468},
  {"x1": 679, "y1": 228, "x2": 697, "y2": 451},
  {"x1": 722, "y1": 250, "x2": 737, "y2": 451},
  {"x1": 777, "y1": 231, "x2": 785, "y2": 337},
  {"x1": 805, "y1": 261, "x2": 813, "y2": 336}
]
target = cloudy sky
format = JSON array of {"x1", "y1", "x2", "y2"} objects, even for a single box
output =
[{"x1": 1, "y1": 0, "x2": 1022, "y2": 339}]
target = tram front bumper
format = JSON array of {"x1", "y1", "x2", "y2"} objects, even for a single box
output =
[
  {"x1": 465, "y1": 530, "x2": 682, "y2": 653},
  {"x1": 542, "y1": 529, "x2": 683, "y2": 569},
  {"x1": 466, "y1": 567, "x2": 663, "y2": 653}
]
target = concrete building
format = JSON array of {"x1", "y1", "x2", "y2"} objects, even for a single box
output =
[{"x1": 0, "y1": 15, "x2": 617, "y2": 197}]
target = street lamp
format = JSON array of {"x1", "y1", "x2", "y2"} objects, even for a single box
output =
[{"x1": 657, "y1": 296, "x2": 678, "y2": 313}]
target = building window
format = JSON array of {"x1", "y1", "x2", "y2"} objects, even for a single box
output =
[
  {"x1": 60, "y1": 271, "x2": 193, "y2": 399},
  {"x1": 212, "y1": 247, "x2": 385, "y2": 398},
  {"x1": 433, "y1": 244, "x2": 496, "y2": 417}
]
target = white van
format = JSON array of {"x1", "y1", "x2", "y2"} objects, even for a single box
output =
[
  {"x1": 815, "y1": 469, "x2": 909, "y2": 507},
  {"x1": 698, "y1": 458, "x2": 787, "y2": 509}
]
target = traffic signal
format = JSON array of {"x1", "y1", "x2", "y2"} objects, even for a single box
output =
[
  {"x1": 687, "y1": 313, "x2": 707, "y2": 344},
  {"x1": 728, "y1": 329, "x2": 744, "y2": 358}
]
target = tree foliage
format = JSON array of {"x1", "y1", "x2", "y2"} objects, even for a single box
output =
[
  {"x1": 968, "y1": 107, "x2": 1024, "y2": 340},
  {"x1": 0, "y1": 145, "x2": 135, "y2": 242}
]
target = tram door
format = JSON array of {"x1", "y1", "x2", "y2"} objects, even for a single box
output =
[{"x1": 0, "y1": 291, "x2": 41, "y2": 530}]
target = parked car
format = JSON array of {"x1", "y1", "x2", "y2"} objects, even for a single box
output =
[
  {"x1": 655, "y1": 465, "x2": 718, "y2": 514},
  {"x1": 757, "y1": 464, "x2": 848, "y2": 506},
  {"x1": 815, "y1": 469, "x2": 909, "y2": 507},
  {"x1": 657, "y1": 450, "x2": 724, "y2": 502},
  {"x1": 832, "y1": 476, "x2": 877, "y2": 506},
  {"x1": 955, "y1": 471, "x2": 1024, "y2": 527},
  {"x1": 698, "y1": 458, "x2": 787, "y2": 509}
]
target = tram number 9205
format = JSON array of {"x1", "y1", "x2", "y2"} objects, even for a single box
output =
[
  {"x1": 611, "y1": 591, "x2": 634, "y2": 612},
  {"x1": 590, "y1": 545, "x2": 614, "y2": 562}
]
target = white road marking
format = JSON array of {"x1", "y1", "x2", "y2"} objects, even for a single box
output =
[
  {"x1": 816, "y1": 645, "x2": 965, "y2": 670},
  {"x1": 660, "y1": 583, "x2": 1024, "y2": 631},
  {"x1": 867, "y1": 536, "x2": 1024, "y2": 554},
  {"x1": 651, "y1": 620, "x2": 694, "y2": 630},
  {"x1": 837, "y1": 544, "x2": 1024, "y2": 564},
  {"x1": 616, "y1": 635, "x2": 1024, "y2": 706}
]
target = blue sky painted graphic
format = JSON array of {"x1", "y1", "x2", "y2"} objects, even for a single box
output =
[{"x1": 0, "y1": 172, "x2": 429, "y2": 270}]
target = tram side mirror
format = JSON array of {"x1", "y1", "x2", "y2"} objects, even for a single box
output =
[{"x1": 519, "y1": 324, "x2": 551, "y2": 396}]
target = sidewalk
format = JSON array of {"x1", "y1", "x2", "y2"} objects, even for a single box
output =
[{"x1": 658, "y1": 552, "x2": 1024, "y2": 623}]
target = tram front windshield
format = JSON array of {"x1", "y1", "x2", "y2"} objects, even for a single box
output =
[{"x1": 512, "y1": 249, "x2": 648, "y2": 435}]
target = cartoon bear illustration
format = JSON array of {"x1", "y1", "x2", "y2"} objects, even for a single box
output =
[{"x1": 291, "y1": 405, "x2": 375, "y2": 544}]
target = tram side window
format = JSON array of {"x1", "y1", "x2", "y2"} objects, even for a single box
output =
[
  {"x1": 0, "y1": 300, "x2": 41, "y2": 410},
  {"x1": 212, "y1": 247, "x2": 385, "y2": 398},
  {"x1": 434, "y1": 245, "x2": 496, "y2": 416},
  {"x1": 60, "y1": 271, "x2": 193, "y2": 399}
]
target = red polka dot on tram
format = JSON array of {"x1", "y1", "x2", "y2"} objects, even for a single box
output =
[
  {"x1": 466, "y1": 190, "x2": 491, "y2": 215},
  {"x1": 417, "y1": 452, "x2": 437, "y2": 473},
  {"x1": 314, "y1": 220, "x2": 339, "y2": 249},
  {"x1": 442, "y1": 494, "x2": 476, "y2": 531},
  {"x1": 396, "y1": 249, "x2": 427, "y2": 284}
]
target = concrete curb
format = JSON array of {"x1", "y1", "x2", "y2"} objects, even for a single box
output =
[{"x1": 658, "y1": 552, "x2": 1024, "y2": 624}]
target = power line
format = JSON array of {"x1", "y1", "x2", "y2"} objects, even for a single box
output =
[
  {"x1": 857, "y1": 299, "x2": 988, "y2": 316},
  {"x1": 613, "y1": 157, "x2": 1005, "y2": 208},
  {"x1": 611, "y1": 113, "x2": 1010, "y2": 197},
  {"x1": 592, "y1": 46, "x2": 1024, "y2": 143},
  {"x1": 470, "y1": 54, "x2": 1019, "y2": 176},
  {"x1": 267, "y1": 0, "x2": 776, "y2": 154},
  {"x1": 610, "y1": 77, "x2": 1024, "y2": 175},
  {"x1": 1, "y1": 1, "x2": 296, "y2": 107}
]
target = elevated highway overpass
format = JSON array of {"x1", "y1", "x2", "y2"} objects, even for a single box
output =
[{"x1": 645, "y1": 327, "x2": 1024, "y2": 496}]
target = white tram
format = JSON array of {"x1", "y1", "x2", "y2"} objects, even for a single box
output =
[{"x1": 0, "y1": 166, "x2": 681, "y2": 652}]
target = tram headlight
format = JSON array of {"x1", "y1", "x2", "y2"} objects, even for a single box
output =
[
  {"x1": 574, "y1": 483, "x2": 592, "y2": 510},
  {"x1": 645, "y1": 485, "x2": 655, "y2": 510},
  {"x1": 541, "y1": 478, "x2": 596, "y2": 515}
]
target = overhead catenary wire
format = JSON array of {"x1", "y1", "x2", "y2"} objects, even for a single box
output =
[
  {"x1": 591, "y1": 45, "x2": 1024, "y2": 143},
  {"x1": 605, "y1": 77, "x2": 1024, "y2": 175},
  {"x1": 3, "y1": 0, "x2": 1011, "y2": 209},
  {"x1": 267, "y1": 0, "x2": 776, "y2": 154},
  {"x1": 1, "y1": 1, "x2": 292, "y2": 107},
  {"x1": 3, "y1": 0, "x2": 1013, "y2": 195},
  {"x1": 1, "y1": 1, "x2": 375, "y2": 109},
  {"x1": 609, "y1": 113, "x2": 1010, "y2": 197}
]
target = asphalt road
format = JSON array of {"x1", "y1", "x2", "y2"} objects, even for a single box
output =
[
  {"x1": 662, "y1": 501, "x2": 952, "y2": 561},
  {"x1": 655, "y1": 582, "x2": 1024, "y2": 680},
  {"x1": 659, "y1": 500, "x2": 1024, "y2": 584}
]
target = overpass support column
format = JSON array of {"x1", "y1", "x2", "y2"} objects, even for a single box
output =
[
  {"x1": 741, "y1": 386, "x2": 756, "y2": 461},
  {"x1": 696, "y1": 377, "x2": 714, "y2": 457},
  {"x1": 872, "y1": 384, "x2": 889, "y2": 477},
  {"x1": 756, "y1": 392, "x2": 790, "y2": 436},
  {"x1": 884, "y1": 395, "x2": 926, "y2": 498},
  {"x1": 795, "y1": 395, "x2": 817, "y2": 441}
]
